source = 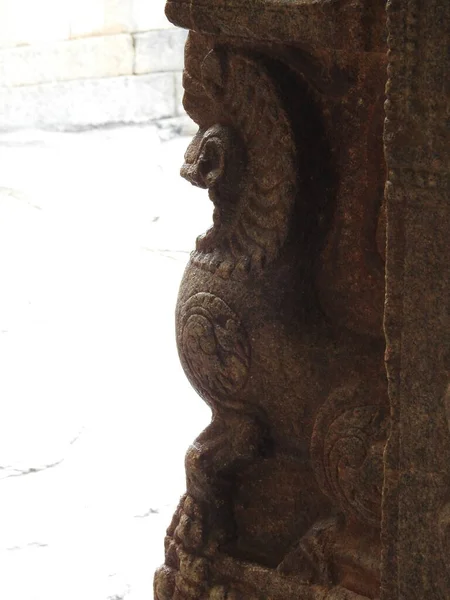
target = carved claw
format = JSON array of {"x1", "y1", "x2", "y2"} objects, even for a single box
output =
[
  {"x1": 156, "y1": 495, "x2": 213, "y2": 600},
  {"x1": 167, "y1": 495, "x2": 207, "y2": 554},
  {"x1": 154, "y1": 565, "x2": 176, "y2": 600}
]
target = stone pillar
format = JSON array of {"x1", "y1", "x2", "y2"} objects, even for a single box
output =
[
  {"x1": 154, "y1": 1, "x2": 449, "y2": 599},
  {"x1": 381, "y1": 1, "x2": 450, "y2": 599}
]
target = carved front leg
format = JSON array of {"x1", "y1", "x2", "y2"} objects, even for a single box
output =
[
  {"x1": 185, "y1": 412, "x2": 264, "y2": 551},
  {"x1": 186, "y1": 413, "x2": 263, "y2": 504},
  {"x1": 155, "y1": 414, "x2": 263, "y2": 600}
]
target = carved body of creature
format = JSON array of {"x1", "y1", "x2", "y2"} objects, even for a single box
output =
[{"x1": 155, "y1": 34, "x2": 388, "y2": 600}]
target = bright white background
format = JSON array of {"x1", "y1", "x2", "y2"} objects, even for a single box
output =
[{"x1": 0, "y1": 125, "x2": 211, "y2": 600}]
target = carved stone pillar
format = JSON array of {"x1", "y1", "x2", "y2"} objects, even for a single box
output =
[
  {"x1": 154, "y1": 1, "x2": 449, "y2": 599},
  {"x1": 381, "y1": 1, "x2": 450, "y2": 599}
]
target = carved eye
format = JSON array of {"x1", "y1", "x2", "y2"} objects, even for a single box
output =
[{"x1": 199, "y1": 137, "x2": 226, "y2": 188}]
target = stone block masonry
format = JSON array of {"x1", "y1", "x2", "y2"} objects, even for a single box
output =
[
  {"x1": 0, "y1": 34, "x2": 134, "y2": 88},
  {"x1": 0, "y1": 28, "x2": 189, "y2": 130},
  {"x1": 134, "y1": 29, "x2": 187, "y2": 74},
  {"x1": 1, "y1": 73, "x2": 177, "y2": 130}
]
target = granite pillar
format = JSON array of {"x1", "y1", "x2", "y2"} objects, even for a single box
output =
[{"x1": 154, "y1": 1, "x2": 449, "y2": 598}]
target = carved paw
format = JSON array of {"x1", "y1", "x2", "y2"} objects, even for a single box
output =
[
  {"x1": 156, "y1": 550, "x2": 209, "y2": 600},
  {"x1": 172, "y1": 495, "x2": 206, "y2": 552},
  {"x1": 154, "y1": 565, "x2": 176, "y2": 600},
  {"x1": 186, "y1": 431, "x2": 232, "y2": 480},
  {"x1": 156, "y1": 507, "x2": 210, "y2": 600},
  {"x1": 185, "y1": 419, "x2": 258, "y2": 503}
]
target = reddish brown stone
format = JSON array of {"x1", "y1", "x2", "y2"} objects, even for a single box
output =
[
  {"x1": 381, "y1": 1, "x2": 450, "y2": 599},
  {"x1": 154, "y1": 1, "x2": 449, "y2": 598}
]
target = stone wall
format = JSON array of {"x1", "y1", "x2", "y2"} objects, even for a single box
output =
[{"x1": 0, "y1": 0, "x2": 188, "y2": 130}]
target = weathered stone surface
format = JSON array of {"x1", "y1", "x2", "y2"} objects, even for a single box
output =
[
  {"x1": 154, "y1": 0, "x2": 449, "y2": 599},
  {"x1": 134, "y1": 29, "x2": 187, "y2": 74},
  {"x1": 0, "y1": 73, "x2": 175, "y2": 130},
  {"x1": 165, "y1": 0, "x2": 386, "y2": 51},
  {"x1": 381, "y1": 1, "x2": 450, "y2": 598},
  {"x1": 155, "y1": 4, "x2": 388, "y2": 600},
  {"x1": 0, "y1": 34, "x2": 134, "y2": 87}
]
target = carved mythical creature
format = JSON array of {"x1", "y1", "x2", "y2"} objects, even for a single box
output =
[
  {"x1": 155, "y1": 32, "x2": 388, "y2": 600},
  {"x1": 180, "y1": 45, "x2": 297, "y2": 278}
]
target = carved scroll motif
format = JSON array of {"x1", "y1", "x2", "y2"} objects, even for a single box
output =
[
  {"x1": 311, "y1": 384, "x2": 389, "y2": 529},
  {"x1": 179, "y1": 292, "x2": 250, "y2": 402}
]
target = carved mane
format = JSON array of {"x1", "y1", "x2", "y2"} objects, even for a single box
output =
[{"x1": 183, "y1": 39, "x2": 298, "y2": 277}]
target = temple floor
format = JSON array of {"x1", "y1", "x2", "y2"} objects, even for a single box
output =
[{"x1": 0, "y1": 124, "x2": 211, "y2": 600}]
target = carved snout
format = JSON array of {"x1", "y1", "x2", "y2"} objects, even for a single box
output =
[{"x1": 180, "y1": 125, "x2": 229, "y2": 190}]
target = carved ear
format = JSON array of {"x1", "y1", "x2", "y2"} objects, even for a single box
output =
[{"x1": 199, "y1": 137, "x2": 226, "y2": 188}]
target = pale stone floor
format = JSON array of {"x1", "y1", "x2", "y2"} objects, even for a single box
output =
[{"x1": 0, "y1": 125, "x2": 212, "y2": 600}]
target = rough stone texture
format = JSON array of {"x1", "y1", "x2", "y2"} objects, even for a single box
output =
[
  {"x1": 134, "y1": 29, "x2": 188, "y2": 74},
  {"x1": 0, "y1": 34, "x2": 134, "y2": 87},
  {"x1": 154, "y1": 0, "x2": 449, "y2": 599},
  {"x1": 165, "y1": 0, "x2": 386, "y2": 51},
  {"x1": 381, "y1": 1, "x2": 450, "y2": 599},
  {"x1": 155, "y1": 3, "x2": 387, "y2": 600},
  {"x1": 0, "y1": 74, "x2": 175, "y2": 130}
]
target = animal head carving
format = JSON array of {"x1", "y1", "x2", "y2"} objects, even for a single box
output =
[
  {"x1": 181, "y1": 124, "x2": 245, "y2": 257},
  {"x1": 181, "y1": 34, "x2": 297, "y2": 278},
  {"x1": 181, "y1": 125, "x2": 231, "y2": 191}
]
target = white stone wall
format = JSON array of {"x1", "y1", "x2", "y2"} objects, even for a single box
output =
[
  {"x1": 0, "y1": 0, "x2": 170, "y2": 47},
  {"x1": 0, "y1": 0, "x2": 189, "y2": 130}
]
